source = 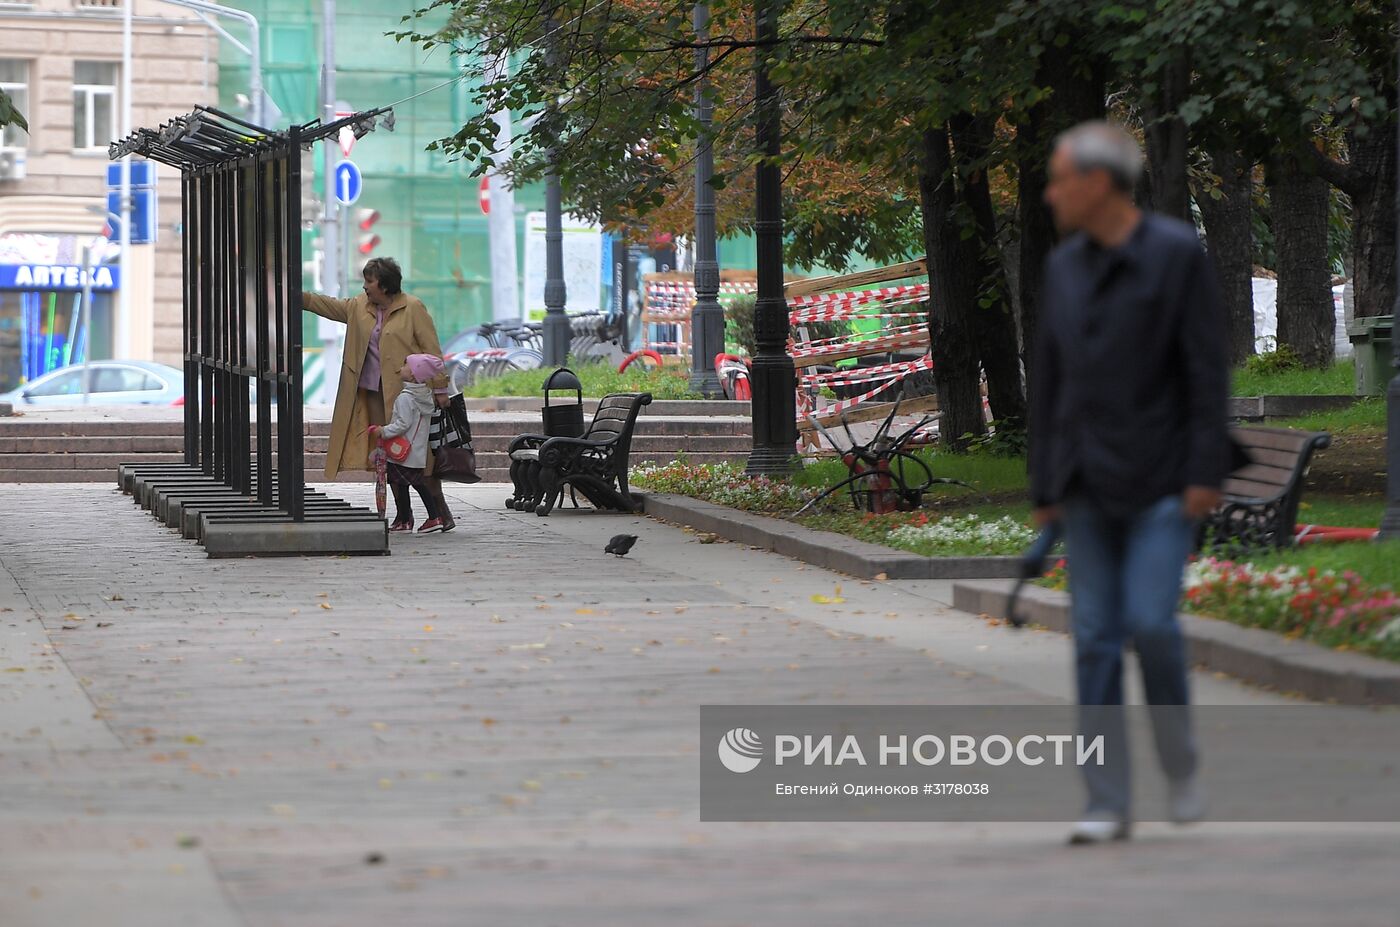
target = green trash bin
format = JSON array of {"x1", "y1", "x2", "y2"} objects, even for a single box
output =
[{"x1": 1345, "y1": 314, "x2": 1396, "y2": 396}]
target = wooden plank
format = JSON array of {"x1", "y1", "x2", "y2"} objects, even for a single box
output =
[
  {"x1": 1222, "y1": 477, "x2": 1288, "y2": 501},
  {"x1": 1231, "y1": 426, "x2": 1322, "y2": 453},
  {"x1": 783, "y1": 258, "x2": 928, "y2": 298},
  {"x1": 1230, "y1": 463, "x2": 1296, "y2": 489},
  {"x1": 798, "y1": 394, "x2": 940, "y2": 434},
  {"x1": 1241, "y1": 446, "x2": 1309, "y2": 470}
]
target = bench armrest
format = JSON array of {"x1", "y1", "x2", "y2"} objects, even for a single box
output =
[{"x1": 508, "y1": 433, "x2": 551, "y2": 453}]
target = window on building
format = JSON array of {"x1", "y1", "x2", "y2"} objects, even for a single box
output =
[
  {"x1": 0, "y1": 60, "x2": 27, "y2": 150},
  {"x1": 73, "y1": 61, "x2": 117, "y2": 152}
]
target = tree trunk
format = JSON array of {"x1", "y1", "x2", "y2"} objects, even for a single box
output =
[
  {"x1": 919, "y1": 125, "x2": 985, "y2": 451},
  {"x1": 1143, "y1": 55, "x2": 1192, "y2": 222},
  {"x1": 1269, "y1": 158, "x2": 1334, "y2": 367},
  {"x1": 950, "y1": 112, "x2": 1026, "y2": 428},
  {"x1": 1196, "y1": 146, "x2": 1255, "y2": 365},
  {"x1": 1016, "y1": 48, "x2": 1106, "y2": 390},
  {"x1": 1341, "y1": 123, "x2": 1396, "y2": 319}
]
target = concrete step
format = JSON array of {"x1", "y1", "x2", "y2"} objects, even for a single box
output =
[
  {"x1": 0, "y1": 415, "x2": 753, "y2": 439},
  {"x1": 0, "y1": 455, "x2": 753, "y2": 484},
  {"x1": 462, "y1": 397, "x2": 751, "y2": 417},
  {"x1": 0, "y1": 410, "x2": 753, "y2": 483},
  {"x1": 0, "y1": 432, "x2": 751, "y2": 457}
]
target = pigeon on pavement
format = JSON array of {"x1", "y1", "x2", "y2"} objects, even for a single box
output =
[{"x1": 605, "y1": 534, "x2": 639, "y2": 557}]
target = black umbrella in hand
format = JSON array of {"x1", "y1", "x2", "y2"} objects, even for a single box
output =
[{"x1": 1006, "y1": 522, "x2": 1062, "y2": 629}]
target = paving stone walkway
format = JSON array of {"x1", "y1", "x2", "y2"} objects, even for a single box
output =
[{"x1": 0, "y1": 483, "x2": 1396, "y2": 926}]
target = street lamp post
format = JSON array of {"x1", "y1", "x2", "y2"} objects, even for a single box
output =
[
  {"x1": 1382, "y1": 0, "x2": 1400, "y2": 539},
  {"x1": 688, "y1": 2, "x2": 724, "y2": 398},
  {"x1": 744, "y1": 0, "x2": 797, "y2": 474},
  {"x1": 541, "y1": 17, "x2": 570, "y2": 368}
]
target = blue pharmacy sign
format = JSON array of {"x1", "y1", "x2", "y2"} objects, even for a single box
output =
[{"x1": 333, "y1": 160, "x2": 362, "y2": 206}]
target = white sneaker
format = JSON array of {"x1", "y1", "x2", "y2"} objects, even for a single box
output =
[
  {"x1": 1067, "y1": 810, "x2": 1131, "y2": 845},
  {"x1": 1169, "y1": 775, "x2": 1208, "y2": 824}
]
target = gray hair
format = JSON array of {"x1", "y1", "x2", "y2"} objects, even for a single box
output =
[{"x1": 1054, "y1": 121, "x2": 1144, "y2": 194}]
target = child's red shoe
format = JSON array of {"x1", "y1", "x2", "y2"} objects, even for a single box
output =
[
  {"x1": 416, "y1": 517, "x2": 445, "y2": 534},
  {"x1": 388, "y1": 520, "x2": 414, "y2": 532}
]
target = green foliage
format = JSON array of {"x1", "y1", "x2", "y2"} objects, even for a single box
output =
[
  {"x1": 724, "y1": 296, "x2": 756, "y2": 358},
  {"x1": 0, "y1": 88, "x2": 25, "y2": 132},
  {"x1": 961, "y1": 420, "x2": 1028, "y2": 458},
  {"x1": 1242, "y1": 344, "x2": 1304, "y2": 377},
  {"x1": 1231, "y1": 359, "x2": 1354, "y2": 396},
  {"x1": 459, "y1": 359, "x2": 703, "y2": 399}
]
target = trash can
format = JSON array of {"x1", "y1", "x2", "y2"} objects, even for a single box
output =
[
  {"x1": 541, "y1": 367, "x2": 586, "y2": 438},
  {"x1": 1346, "y1": 315, "x2": 1396, "y2": 396}
]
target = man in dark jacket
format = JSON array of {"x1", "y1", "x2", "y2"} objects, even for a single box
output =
[{"x1": 1029, "y1": 121, "x2": 1230, "y2": 844}]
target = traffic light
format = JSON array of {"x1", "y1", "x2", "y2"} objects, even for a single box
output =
[{"x1": 352, "y1": 208, "x2": 381, "y2": 278}]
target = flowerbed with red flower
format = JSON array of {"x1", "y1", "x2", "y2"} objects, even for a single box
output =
[{"x1": 1040, "y1": 557, "x2": 1400, "y2": 660}]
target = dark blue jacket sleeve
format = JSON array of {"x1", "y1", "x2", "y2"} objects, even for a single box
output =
[{"x1": 1178, "y1": 244, "x2": 1231, "y2": 489}]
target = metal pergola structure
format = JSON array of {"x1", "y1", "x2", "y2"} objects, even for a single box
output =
[{"x1": 110, "y1": 106, "x2": 394, "y2": 556}]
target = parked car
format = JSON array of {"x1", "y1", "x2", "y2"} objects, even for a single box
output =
[{"x1": 0, "y1": 360, "x2": 185, "y2": 407}]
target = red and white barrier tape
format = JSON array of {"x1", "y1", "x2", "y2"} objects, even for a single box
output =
[
  {"x1": 799, "y1": 352, "x2": 935, "y2": 420},
  {"x1": 790, "y1": 323, "x2": 929, "y2": 359},
  {"x1": 799, "y1": 355, "x2": 927, "y2": 388},
  {"x1": 787, "y1": 282, "x2": 929, "y2": 310}
]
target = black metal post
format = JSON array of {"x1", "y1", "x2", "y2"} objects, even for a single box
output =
[
  {"x1": 541, "y1": 15, "x2": 571, "y2": 367},
  {"x1": 745, "y1": 0, "x2": 797, "y2": 474},
  {"x1": 1381, "y1": 0, "x2": 1400, "y2": 539},
  {"x1": 688, "y1": 1, "x2": 724, "y2": 397}
]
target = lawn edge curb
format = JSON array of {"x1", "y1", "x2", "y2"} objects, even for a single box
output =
[
  {"x1": 640, "y1": 493, "x2": 1024, "y2": 580},
  {"x1": 951, "y1": 579, "x2": 1400, "y2": 706}
]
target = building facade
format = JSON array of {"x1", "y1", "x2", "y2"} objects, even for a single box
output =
[
  {"x1": 0, "y1": 0, "x2": 216, "y2": 391},
  {"x1": 216, "y1": 0, "x2": 545, "y2": 354}
]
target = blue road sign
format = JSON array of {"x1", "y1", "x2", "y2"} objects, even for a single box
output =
[
  {"x1": 334, "y1": 160, "x2": 362, "y2": 206},
  {"x1": 106, "y1": 160, "x2": 157, "y2": 188},
  {"x1": 106, "y1": 189, "x2": 157, "y2": 245}
]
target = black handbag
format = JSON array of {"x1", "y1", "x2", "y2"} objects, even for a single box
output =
[{"x1": 430, "y1": 394, "x2": 473, "y2": 447}]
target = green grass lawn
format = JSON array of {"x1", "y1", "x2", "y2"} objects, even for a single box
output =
[
  {"x1": 1231, "y1": 360, "x2": 1354, "y2": 397},
  {"x1": 461, "y1": 361, "x2": 704, "y2": 399},
  {"x1": 1272, "y1": 397, "x2": 1386, "y2": 434},
  {"x1": 1241, "y1": 540, "x2": 1400, "y2": 591},
  {"x1": 1296, "y1": 495, "x2": 1386, "y2": 528},
  {"x1": 794, "y1": 449, "x2": 1030, "y2": 499}
]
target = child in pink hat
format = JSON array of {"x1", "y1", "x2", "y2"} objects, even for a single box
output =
[{"x1": 368, "y1": 353, "x2": 447, "y2": 533}]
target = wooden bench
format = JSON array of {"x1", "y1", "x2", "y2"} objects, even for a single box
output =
[
  {"x1": 1204, "y1": 425, "x2": 1331, "y2": 549},
  {"x1": 505, "y1": 392, "x2": 653, "y2": 516}
]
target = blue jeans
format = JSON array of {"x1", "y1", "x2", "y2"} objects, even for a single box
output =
[{"x1": 1061, "y1": 492, "x2": 1198, "y2": 816}]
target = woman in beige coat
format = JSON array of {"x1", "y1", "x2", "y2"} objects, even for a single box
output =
[{"x1": 302, "y1": 256, "x2": 455, "y2": 530}]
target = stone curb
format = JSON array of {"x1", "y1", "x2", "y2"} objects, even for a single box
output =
[
  {"x1": 952, "y1": 579, "x2": 1400, "y2": 706},
  {"x1": 640, "y1": 493, "x2": 1024, "y2": 580},
  {"x1": 1229, "y1": 394, "x2": 1355, "y2": 420}
]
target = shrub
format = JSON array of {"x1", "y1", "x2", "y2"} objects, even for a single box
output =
[{"x1": 1243, "y1": 344, "x2": 1303, "y2": 377}]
